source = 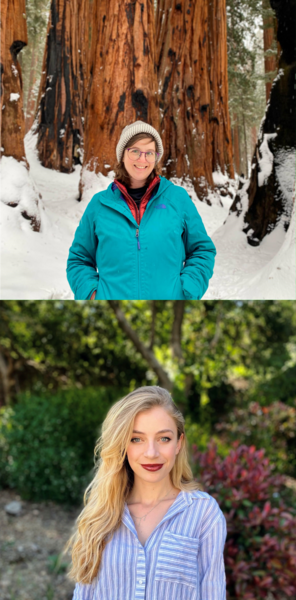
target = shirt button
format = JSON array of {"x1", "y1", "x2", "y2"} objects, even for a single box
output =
[{"x1": 139, "y1": 579, "x2": 143, "y2": 584}]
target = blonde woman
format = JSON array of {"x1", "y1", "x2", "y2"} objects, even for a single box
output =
[{"x1": 66, "y1": 386, "x2": 227, "y2": 599}]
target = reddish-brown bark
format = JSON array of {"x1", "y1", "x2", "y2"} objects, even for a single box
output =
[
  {"x1": 0, "y1": 0, "x2": 8, "y2": 139},
  {"x1": 36, "y1": 0, "x2": 94, "y2": 172},
  {"x1": 156, "y1": 0, "x2": 234, "y2": 200},
  {"x1": 0, "y1": 0, "x2": 28, "y2": 162},
  {"x1": 80, "y1": 0, "x2": 159, "y2": 193}
]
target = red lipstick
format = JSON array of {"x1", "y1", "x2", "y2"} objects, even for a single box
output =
[{"x1": 141, "y1": 464, "x2": 164, "y2": 471}]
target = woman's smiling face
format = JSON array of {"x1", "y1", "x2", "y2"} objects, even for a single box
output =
[
  {"x1": 123, "y1": 137, "x2": 157, "y2": 188},
  {"x1": 126, "y1": 406, "x2": 184, "y2": 484}
]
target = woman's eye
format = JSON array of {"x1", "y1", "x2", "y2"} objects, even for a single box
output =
[{"x1": 130, "y1": 437, "x2": 171, "y2": 443}]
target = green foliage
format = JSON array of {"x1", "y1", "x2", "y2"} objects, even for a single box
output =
[
  {"x1": 47, "y1": 553, "x2": 69, "y2": 574},
  {"x1": 216, "y1": 400, "x2": 296, "y2": 475},
  {"x1": 192, "y1": 443, "x2": 296, "y2": 599},
  {"x1": 1, "y1": 300, "x2": 296, "y2": 481},
  {"x1": 1, "y1": 387, "x2": 126, "y2": 504},
  {"x1": 0, "y1": 406, "x2": 13, "y2": 488},
  {"x1": 226, "y1": 0, "x2": 272, "y2": 174},
  {"x1": 185, "y1": 416, "x2": 230, "y2": 460}
]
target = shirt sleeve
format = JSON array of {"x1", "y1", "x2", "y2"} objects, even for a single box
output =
[
  {"x1": 66, "y1": 197, "x2": 100, "y2": 300},
  {"x1": 180, "y1": 191, "x2": 217, "y2": 299},
  {"x1": 198, "y1": 513, "x2": 227, "y2": 600},
  {"x1": 72, "y1": 581, "x2": 96, "y2": 600}
]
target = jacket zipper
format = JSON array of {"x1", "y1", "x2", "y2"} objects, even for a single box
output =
[{"x1": 135, "y1": 228, "x2": 141, "y2": 298}]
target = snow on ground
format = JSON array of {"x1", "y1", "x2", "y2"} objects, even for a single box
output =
[{"x1": 0, "y1": 132, "x2": 295, "y2": 300}]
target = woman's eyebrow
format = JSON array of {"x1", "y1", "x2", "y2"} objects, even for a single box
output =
[{"x1": 132, "y1": 429, "x2": 174, "y2": 434}]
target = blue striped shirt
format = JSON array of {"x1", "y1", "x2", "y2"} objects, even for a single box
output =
[{"x1": 72, "y1": 490, "x2": 227, "y2": 600}]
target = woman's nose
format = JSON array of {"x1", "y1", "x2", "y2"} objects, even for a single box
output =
[
  {"x1": 144, "y1": 443, "x2": 160, "y2": 457},
  {"x1": 139, "y1": 152, "x2": 148, "y2": 163}
]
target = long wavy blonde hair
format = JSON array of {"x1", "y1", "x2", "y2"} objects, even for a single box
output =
[{"x1": 64, "y1": 385, "x2": 201, "y2": 584}]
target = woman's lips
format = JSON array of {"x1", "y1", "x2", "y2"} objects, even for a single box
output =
[{"x1": 141, "y1": 464, "x2": 164, "y2": 471}]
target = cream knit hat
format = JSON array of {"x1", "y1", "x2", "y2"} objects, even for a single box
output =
[{"x1": 116, "y1": 121, "x2": 163, "y2": 163}]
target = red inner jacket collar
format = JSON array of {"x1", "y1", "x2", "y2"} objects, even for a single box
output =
[{"x1": 113, "y1": 175, "x2": 161, "y2": 225}]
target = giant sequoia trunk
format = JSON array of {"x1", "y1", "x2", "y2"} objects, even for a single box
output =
[
  {"x1": 80, "y1": 0, "x2": 159, "y2": 194},
  {"x1": 229, "y1": 0, "x2": 296, "y2": 245},
  {"x1": 0, "y1": 0, "x2": 28, "y2": 162},
  {"x1": 36, "y1": 0, "x2": 93, "y2": 172},
  {"x1": 156, "y1": 0, "x2": 234, "y2": 200},
  {"x1": 0, "y1": 0, "x2": 41, "y2": 230}
]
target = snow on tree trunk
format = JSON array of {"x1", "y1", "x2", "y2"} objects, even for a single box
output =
[
  {"x1": 156, "y1": 0, "x2": 234, "y2": 201},
  {"x1": 229, "y1": 0, "x2": 296, "y2": 246},
  {"x1": 80, "y1": 0, "x2": 159, "y2": 195},
  {"x1": 36, "y1": 0, "x2": 93, "y2": 173},
  {"x1": 0, "y1": 0, "x2": 41, "y2": 231}
]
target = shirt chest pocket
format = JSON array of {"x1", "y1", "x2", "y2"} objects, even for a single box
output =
[{"x1": 155, "y1": 530, "x2": 199, "y2": 588}]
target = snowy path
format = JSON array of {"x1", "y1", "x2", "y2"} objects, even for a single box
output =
[{"x1": 0, "y1": 133, "x2": 295, "y2": 300}]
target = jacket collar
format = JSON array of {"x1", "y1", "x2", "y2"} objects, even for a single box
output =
[
  {"x1": 98, "y1": 175, "x2": 173, "y2": 226},
  {"x1": 112, "y1": 175, "x2": 161, "y2": 225}
]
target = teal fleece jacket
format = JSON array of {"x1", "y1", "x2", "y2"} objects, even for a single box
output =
[{"x1": 66, "y1": 175, "x2": 216, "y2": 300}]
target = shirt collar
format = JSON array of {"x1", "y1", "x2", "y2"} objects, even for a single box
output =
[{"x1": 122, "y1": 490, "x2": 196, "y2": 540}]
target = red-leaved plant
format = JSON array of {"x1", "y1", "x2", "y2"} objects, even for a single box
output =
[{"x1": 191, "y1": 442, "x2": 296, "y2": 599}]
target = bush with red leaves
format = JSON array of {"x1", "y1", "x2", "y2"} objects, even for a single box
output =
[{"x1": 192, "y1": 442, "x2": 296, "y2": 599}]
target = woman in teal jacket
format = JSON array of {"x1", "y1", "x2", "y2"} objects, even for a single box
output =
[{"x1": 66, "y1": 121, "x2": 216, "y2": 300}]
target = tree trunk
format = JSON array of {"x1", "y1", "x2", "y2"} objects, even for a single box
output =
[
  {"x1": 262, "y1": 0, "x2": 279, "y2": 102},
  {"x1": 0, "y1": 350, "x2": 13, "y2": 406},
  {"x1": 242, "y1": 109, "x2": 248, "y2": 177},
  {"x1": 229, "y1": 0, "x2": 296, "y2": 245},
  {"x1": 0, "y1": 0, "x2": 28, "y2": 162},
  {"x1": 232, "y1": 116, "x2": 241, "y2": 175},
  {"x1": 80, "y1": 0, "x2": 159, "y2": 196},
  {"x1": 0, "y1": 0, "x2": 41, "y2": 230},
  {"x1": 36, "y1": 0, "x2": 92, "y2": 172},
  {"x1": 251, "y1": 125, "x2": 257, "y2": 150},
  {"x1": 108, "y1": 301, "x2": 173, "y2": 391},
  {"x1": 156, "y1": 0, "x2": 234, "y2": 201},
  {"x1": 149, "y1": 301, "x2": 157, "y2": 350},
  {"x1": 0, "y1": 0, "x2": 8, "y2": 137},
  {"x1": 170, "y1": 301, "x2": 185, "y2": 359},
  {"x1": 25, "y1": 47, "x2": 39, "y2": 133}
]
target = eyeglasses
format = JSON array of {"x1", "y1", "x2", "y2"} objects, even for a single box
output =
[{"x1": 127, "y1": 147, "x2": 159, "y2": 163}]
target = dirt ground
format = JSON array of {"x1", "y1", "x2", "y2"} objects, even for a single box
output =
[{"x1": 0, "y1": 489, "x2": 80, "y2": 600}]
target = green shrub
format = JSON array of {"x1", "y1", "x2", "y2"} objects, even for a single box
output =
[
  {"x1": 2, "y1": 386, "x2": 127, "y2": 504},
  {"x1": 0, "y1": 406, "x2": 13, "y2": 488},
  {"x1": 216, "y1": 400, "x2": 296, "y2": 475},
  {"x1": 192, "y1": 442, "x2": 296, "y2": 599},
  {"x1": 184, "y1": 416, "x2": 230, "y2": 460}
]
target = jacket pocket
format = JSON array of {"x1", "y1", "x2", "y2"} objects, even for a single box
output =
[{"x1": 155, "y1": 530, "x2": 199, "y2": 588}]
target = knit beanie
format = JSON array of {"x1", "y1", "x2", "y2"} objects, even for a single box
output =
[{"x1": 116, "y1": 121, "x2": 163, "y2": 164}]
